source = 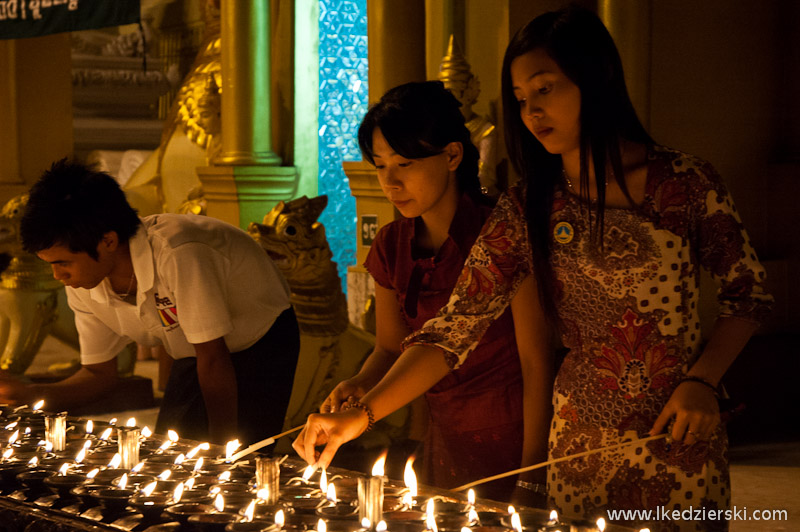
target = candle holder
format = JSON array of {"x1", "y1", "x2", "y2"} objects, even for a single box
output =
[
  {"x1": 44, "y1": 412, "x2": 67, "y2": 452},
  {"x1": 357, "y1": 475, "x2": 384, "y2": 528},
  {"x1": 117, "y1": 426, "x2": 141, "y2": 470},
  {"x1": 256, "y1": 456, "x2": 280, "y2": 505}
]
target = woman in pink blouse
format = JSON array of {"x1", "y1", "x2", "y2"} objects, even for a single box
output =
[
  {"x1": 295, "y1": 8, "x2": 771, "y2": 528},
  {"x1": 314, "y1": 81, "x2": 553, "y2": 502}
]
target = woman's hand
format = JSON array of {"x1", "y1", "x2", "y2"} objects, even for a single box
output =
[
  {"x1": 650, "y1": 381, "x2": 720, "y2": 445},
  {"x1": 292, "y1": 408, "x2": 370, "y2": 468},
  {"x1": 320, "y1": 377, "x2": 370, "y2": 413}
]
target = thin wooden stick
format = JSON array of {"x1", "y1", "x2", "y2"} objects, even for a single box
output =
[
  {"x1": 453, "y1": 433, "x2": 668, "y2": 492},
  {"x1": 229, "y1": 424, "x2": 305, "y2": 462}
]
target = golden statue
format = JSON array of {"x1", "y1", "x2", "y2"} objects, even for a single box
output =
[
  {"x1": 438, "y1": 35, "x2": 499, "y2": 196},
  {"x1": 249, "y1": 196, "x2": 409, "y2": 446}
]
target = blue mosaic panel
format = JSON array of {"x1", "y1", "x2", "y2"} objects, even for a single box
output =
[{"x1": 318, "y1": 0, "x2": 368, "y2": 292}]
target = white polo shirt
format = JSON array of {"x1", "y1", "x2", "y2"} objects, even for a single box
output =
[{"x1": 67, "y1": 214, "x2": 291, "y2": 365}]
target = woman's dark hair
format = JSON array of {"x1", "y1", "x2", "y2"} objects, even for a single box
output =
[
  {"x1": 20, "y1": 158, "x2": 141, "y2": 259},
  {"x1": 501, "y1": 5, "x2": 653, "y2": 321},
  {"x1": 358, "y1": 80, "x2": 485, "y2": 203}
]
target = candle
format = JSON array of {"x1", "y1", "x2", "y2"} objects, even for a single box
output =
[
  {"x1": 44, "y1": 412, "x2": 67, "y2": 452},
  {"x1": 117, "y1": 426, "x2": 141, "y2": 469},
  {"x1": 358, "y1": 454, "x2": 386, "y2": 529},
  {"x1": 402, "y1": 457, "x2": 417, "y2": 508},
  {"x1": 255, "y1": 456, "x2": 280, "y2": 504}
]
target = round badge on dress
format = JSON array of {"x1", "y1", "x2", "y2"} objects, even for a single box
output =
[{"x1": 553, "y1": 221, "x2": 574, "y2": 244}]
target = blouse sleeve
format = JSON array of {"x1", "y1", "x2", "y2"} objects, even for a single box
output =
[
  {"x1": 690, "y1": 159, "x2": 773, "y2": 324},
  {"x1": 363, "y1": 224, "x2": 394, "y2": 290},
  {"x1": 402, "y1": 187, "x2": 534, "y2": 369}
]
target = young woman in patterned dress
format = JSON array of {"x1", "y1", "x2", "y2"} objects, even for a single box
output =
[
  {"x1": 313, "y1": 81, "x2": 553, "y2": 503},
  {"x1": 295, "y1": 8, "x2": 771, "y2": 529}
]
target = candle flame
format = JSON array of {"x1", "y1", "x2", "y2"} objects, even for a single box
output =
[
  {"x1": 108, "y1": 453, "x2": 122, "y2": 469},
  {"x1": 99, "y1": 428, "x2": 113, "y2": 441},
  {"x1": 24, "y1": 427, "x2": 31, "y2": 435},
  {"x1": 214, "y1": 493, "x2": 225, "y2": 512},
  {"x1": 58, "y1": 463, "x2": 69, "y2": 475},
  {"x1": 361, "y1": 518, "x2": 371, "y2": 529},
  {"x1": 320, "y1": 467, "x2": 328, "y2": 493},
  {"x1": 639, "y1": 529, "x2": 651, "y2": 532},
  {"x1": 173, "y1": 481, "x2": 184, "y2": 503},
  {"x1": 87, "y1": 468, "x2": 99, "y2": 479},
  {"x1": 404, "y1": 456, "x2": 417, "y2": 496},
  {"x1": 210, "y1": 486, "x2": 221, "y2": 495},
  {"x1": 83, "y1": 439, "x2": 92, "y2": 450},
  {"x1": 167, "y1": 430, "x2": 179, "y2": 443},
  {"x1": 376, "y1": 522, "x2": 387, "y2": 532},
  {"x1": 118, "y1": 473, "x2": 128, "y2": 489},
  {"x1": 597, "y1": 517, "x2": 606, "y2": 531},
  {"x1": 218, "y1": 470, "x2": 232, "y2": 482},
  {"x1": 467, "y1": 489, "x2": 475, "y2": 506},
  {"x1": 159, "y1": 469, "x2": 172, "y2": 480},
  {"x1": 44, "y1": 441, "x2": 53, "y2": 453},
  {"x1": 173, "y1": 453, "x2": 185, "y2": 465},
  {"x1": 275, "y1": 509, "x2": 285, "y2": 528},
  {"x1": 75, "y1": 447, "x2": 87, "y2": 463},
  {"x1": 9, "y1": 430, "x2": 19, "y2": 444},
  {"x1": 32, "y1": 400, "x2": 44, "y2": 411},
  {"x1": 302, "y1": 464, "x2": 315, "y2": 482},
  {"x1": 141, "y1": 426, "x2": 152, "y2": 438},
  {"x1": 326, "y1": 482, "x2": 337, "y2": 503},
  {"x1": 2, "y1": 448, "x2": 13, "y2": 460},
  {"x1": 468, "y1": 508, "x2": 479, "y2": 525},
  {"x1": 225, "y1": 439, "x2": 241, "y2": 461},
  {"x1": 402, "y1": 492, "x2": 414, "y2": 507},
  {"x1": 371, "y1": 450, "x2": 387, "y2": 476},
  {"x1": 508, "y1": 505, "x2": 516, "y2": 515},
  {"x1": 193, "y1": 457, "x2": 204, "y2": 472},
  {"x1": 142, "y1": 481, "x2": 157, "y2": 497},
  {"x1": 549, "y1": 510, "x2": 558, "y2": 523},
  {"x1": 126, "y1": 417, "x2": 136, "y2": 427},
  {"x1": 132, "y1": 462, "x2": 145, "y2": 473},
  {"x1": 109, "y1": 418, "x2": 117, "y2": 425},
  {"x1": 184, "y1": 477, "x2": 195, "y2": 490},
  {"x1": 425, "y1": 499, "x2": 438, "y2": 532},
  {"x1": 257, "y1": 488, "x2": 270, "y2": 500},
  {"x1": 5, "y1": 421, "x2": 17, "y2": 430},
  {"x1": 28, "y1": 456, "x2": 38, "y2": 467},
  {"x1": 461, "y1": 528, "x2": 472, "y2": 532},
  {"x1": 245, "y1": 500, "x2": 256, "y2": 522},
  {"x1": 85, "y1": 420, "x2": 93, "y2": 434},
  {"x1": 186, "y1": 444, "x2": 204, "y2": 459},
  {"x1": 316, "y1": 519, "x2": 327, "y2": 532},
  {"x1": 511, "y1": 512, "x2": 522, "y2": 532}
]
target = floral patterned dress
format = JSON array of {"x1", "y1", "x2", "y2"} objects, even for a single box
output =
[{"x1": 404, "y1": 146, "x2": 772, "y2": 531}]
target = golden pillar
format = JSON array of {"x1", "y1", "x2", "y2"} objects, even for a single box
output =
[
  {"x1": 198, "y1": 0, "x2": 296, "y2": 229},
  {"x1": 599, "y1": 0, "x2": 652, "y2": 129}
]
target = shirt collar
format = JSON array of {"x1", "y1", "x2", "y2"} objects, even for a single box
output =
[{"x1": 87, "y1": 221, "x2": 153, "y2": 304}]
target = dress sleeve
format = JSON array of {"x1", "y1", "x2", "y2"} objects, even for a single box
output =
[
  {"x1": 690, "y1": 160, "x2": 773, "y2": 324},
  {"x1": 402, "y1": 188, "x2": 534, "y2": 369},
  {"x1": 363, "y1": 224, "x2": 394, "y2": 290}
]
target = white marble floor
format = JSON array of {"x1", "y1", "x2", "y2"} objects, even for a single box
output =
[{"x1": 26, "y1": 337, "x2": 800, "y2": 531}]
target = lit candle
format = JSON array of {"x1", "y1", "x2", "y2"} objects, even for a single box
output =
[
  {"x1": 244, "y1": 499, "x2": 256, "y2": 522},
  {"x1": 108, "y1": 453, "x2": 122, "y2": 469},
  {"x1": 32, "y1": 400, "x2": 45, "y2": 412},
  {"x1": 172, "y1": 481, "x2": 184, "y2": 503},
  {"x1": 597, "y1": 517, "x2": 606, "y2": 531},
  {"x1": 85, "y1": 420, "x2": 94, "y2": 436},
  {"x1": 214, "y1": 493, "x2": 225, "y2": 512},
  {"x1": 159, "y1": 469, "x2": 172, "y2": 480},
  {"x1": 402, "y1": 457, "x2": 417, "y2": 508},
  {"x1": 118, "y1": 473, "x2": 129, "y2": 489},
  {"x1": 425, "y1": 499, "x2": 438, "y2": 532},
  {"x1": 326, "y1": 483, "x2": 337, "y2": 503},
  {"x1": 275, "y1": 509, "x2": 285, "y2": 529},
  {"x1": 255, "y1": 456, "x2": 280, "y2": 504},
  {"x1": 358, "y1": 453, "x2": 386, "y2": 529},
  {"x1": 224, "y1": 439, "x2": 241, "y2": 462},
  {"x1": 193, "y1": 457, "x2": 205, "y2": 473},
  {"x1": 44, "y1": 411, "x2": 67, "y2": 452},
  {"x1": 142, "y1": 481, "x2": 157, "y2": 497},
  {"x1": 141, "y1": 426, "x2": 152, "y2": 439},
  {"x1": 117, "y1": 425, "x2": 141, "y2": 469}
]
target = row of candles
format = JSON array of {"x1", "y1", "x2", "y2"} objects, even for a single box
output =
[{"x1": 0, "y1": 402, "x2": 653, "y2": 532}]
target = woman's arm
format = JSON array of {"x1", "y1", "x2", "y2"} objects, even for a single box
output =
[
  {"x1": 510, "y1": 275, "x2": 554, "y2": 505},
  {"x1": 322, "y1": 284, "x2": 409, "y2": 412}
]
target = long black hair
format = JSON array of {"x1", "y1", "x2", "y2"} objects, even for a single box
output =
[
  {"x1": 358, "y1": 80, "x2": 485, "y2": 203},
  {"x1": 501, "y1": 6, "x2": 653, "y2": 321}
]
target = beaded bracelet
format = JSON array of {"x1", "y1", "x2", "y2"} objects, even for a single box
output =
[
  {"x1": 343, "y1": 400, "x2": 375, "y2": 432},
  {"x1": 515, "y1": 479, "x2": 547, "y2": 496},
  {"x1": 680, "y1": 375, "x2": 720, "y2": 399}
]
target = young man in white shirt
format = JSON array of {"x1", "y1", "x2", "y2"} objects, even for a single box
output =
[{"x1": 4, "y1": 159, "x2": 300, "y2": 445}]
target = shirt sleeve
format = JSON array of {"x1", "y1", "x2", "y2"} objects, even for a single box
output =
[
  {"x1": 159, "y1": 241, "x2": 235, "y2": 344},
  {"x1": 402, "y1": 188, "x2": 534, "y2": 369},
  {"x1": 67, "y1": 290, "x2": 131, "y2": 365},
  {"x1": 690, "y1": 159, "x2": 773, "y2": 323},
  {"x1": 363, "y1": 224, "x2": 394, "y2": 290}
]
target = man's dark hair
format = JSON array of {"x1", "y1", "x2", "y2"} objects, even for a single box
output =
[{"x1": 20, "y1": 159, "x2": 141, "y2": 260}]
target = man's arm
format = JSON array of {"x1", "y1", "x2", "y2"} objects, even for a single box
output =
[
  {"x1": 0, "y1": 358, "x2": 119, "y2": 411},
  {"x1": 194, "y1": 337, "x2": 238, "y2": 444}
]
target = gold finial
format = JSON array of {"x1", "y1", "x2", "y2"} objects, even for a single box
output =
[{"x1": 438, "y1": 34, "x2": 473, "y2": 85}]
